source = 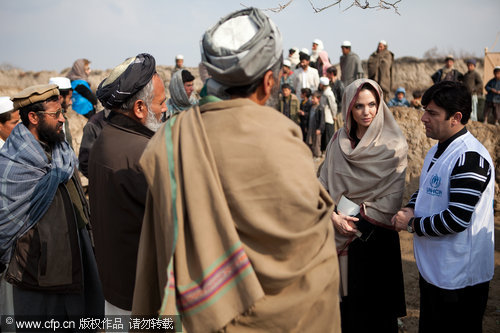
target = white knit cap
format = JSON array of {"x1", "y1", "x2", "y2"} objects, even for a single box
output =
[
  {"x1": 379, "y1": 40, "x2": 387, "y2": 46},
  {"x1": 176, "y1": 54, "x2": 184, "y2": 60},
  {"x1": 0, "y1": 97, "x2": 14, "y2": 114},
  {"x1": 300, "y1": 48, "x2": 310, "y2": 55},
  {"x1": 313, "y1": 39, "x2": 322, "y2": 45},
  {"x1": 341, "y1": 40, "x2": 351, "y2": 47},
  {"x1": 49, "y1": 77, "x2": 71, "y2": 90},
  {"x1": 283, "y1": 59, "x2": 292, "y2": 67},
  {"x1": 320, "y1": 77, "x2": 330, "y2": 86}
]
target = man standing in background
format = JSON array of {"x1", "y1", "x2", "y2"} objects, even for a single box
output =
[
  {"x1": 340, "y1": 41, "x2": 364, "y2": 86},
  {"x1": 367, "y1": 40, "x2": 394, "y2": 102}
]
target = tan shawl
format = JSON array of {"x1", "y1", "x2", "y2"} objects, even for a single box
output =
[
  {"x1": 133, "y1": 98, "x2": 340, "y2": 332},
  {"x1": 66, "y1": 59, "x2": 89, "y2": 82},
  {"x1": 319, "y1": 78, "x2": 407, "y2": 296}
]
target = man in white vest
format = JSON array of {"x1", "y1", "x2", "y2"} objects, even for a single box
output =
[{"x1": 392, "y1": 81, "x2": 494, "y2": 333}]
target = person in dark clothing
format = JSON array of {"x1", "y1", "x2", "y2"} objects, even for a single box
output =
[
  {"x1": 89, "y1": 53, "x2": 167, "y2": 316},
  {"x1": 0, "y1": 84, "x2": 103, "y2": 321},
  {"x1": 326, "y1": 66, "x2": 344, "y2": 112},
  {"x1": 299, "y1": 88, "x2": 312, "y2": 141},
  {"x1": 431, "y1": 55, "x2": 463, "y2": 84}
]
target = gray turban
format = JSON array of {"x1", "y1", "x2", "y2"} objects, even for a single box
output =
[
  {"x1": 201, "y1": 7, "x2": 282, "y2": 88},
  {"x1": 97, "y1": 53, "x2": 156, "y2": 108}
]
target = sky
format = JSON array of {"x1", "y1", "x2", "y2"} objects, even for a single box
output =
[{"x1": 1, "y1": 0, "x2": 499, "y2": 72}]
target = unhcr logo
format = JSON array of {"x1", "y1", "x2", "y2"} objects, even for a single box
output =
[{"x1": 426, "y1": 174, "x2": 442, "y2": 196}]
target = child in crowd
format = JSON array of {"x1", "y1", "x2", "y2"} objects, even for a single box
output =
[
  {"x1": 388, "y1": 87, "x2": 410, "y2": 107},
  {"x1": 299, "y1": 88, "x2": 312, "y2": 140},
  {"x1": 306, "y1": 91, "x2": 325, "y2": 158},
  {"x1": 410, "y1": 90, "x2": 423, "y2": 110},
  {"x1": 484, "y1": 66, "x2": 500, "y2": 125}
]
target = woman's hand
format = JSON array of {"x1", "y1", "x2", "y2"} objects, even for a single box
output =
[{"x1": 331, "y1": 211, "x2": 359, "y2": 236}]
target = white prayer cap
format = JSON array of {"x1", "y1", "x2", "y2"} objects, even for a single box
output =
[
  {"x1": 341, "y1": 40, "x2": 351, "y2": 47},
  {"x1": 379, "y1": 40, "x2": 387, "y2": 46},
  {"x1": 176, "y1": 54, "x2": 184, "y2": 60},
  {"x1": 320, "y1": 77, "x2": 330, "y2": 86},
  {"x1": 313, "y1": 39, "x2": 322, "y2": 45},
  {"x1": 49, "y1": 77, "x2": 71, "y2": 90},
  {"x1": 0, "y1": 97, "x2": 14, "y2": 114},
  {"x1": 283, "y1": 59, "x2": 292, "y2": 68},
  {"x1": 300, "y1": 48, "x2": 310, "y2": 55}
]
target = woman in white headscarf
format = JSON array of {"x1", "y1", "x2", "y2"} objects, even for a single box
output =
[{"x1": 319, "y1": 78, "x2": 407, "y2": 333}]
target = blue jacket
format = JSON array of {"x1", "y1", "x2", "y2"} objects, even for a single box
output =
[{"x1": 71, "y1": 80, "x2": 94, "y2": 115}]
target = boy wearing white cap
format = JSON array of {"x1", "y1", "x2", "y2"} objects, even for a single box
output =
[
  {"x1": 49, "y1": 77, "x2": 74, "y2": 148},
  {"x1": 0, "y1": 97, "x2": 19, "y2": 149}
]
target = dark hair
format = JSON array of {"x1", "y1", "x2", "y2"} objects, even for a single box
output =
[
  {"x1": 299, "y1": 52, "x2": 310, "y2": 61},
  {"x1": 181, "y1": 70, "x2": 195, "y2": 83},
  {"x1": 59, "y1": 88, "x2": 72, "y2": 97},
  {"x1": 359, "y1": 83, "x2": 380, "y2": 108},
  {"x1": 312, "y1": 91, "x2": 322, "y2": 99},
  {"x1": 326, "y1": 66, "x2": 338, "y2": 76},
  {"x1": 288, "y1": 48, "x2": 296, "y2": 54},
  {"x1": 0, "y1": 110, "x2": 13, "y2": 124},
  {"x1": 281, "y1": 83, "x2": 291, "y2": 91},
  {"x1": 412, "y1": 90, "x2": 423, "y2": 99},
  {"x1": 422, "y1": 81, "x2": 471, "y2": 124},
  {"x1": 301, "y1": 88, "x2": 312, "y2": 98},
  {"x1": 19, "y1": 95, "x2": 59, "y2": 126},
  {"x1": 225, "y1": 56, "x2": 283, "y2": 97}
]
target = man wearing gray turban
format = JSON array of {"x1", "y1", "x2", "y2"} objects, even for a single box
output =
[
  {"x1": 132, "y1": 8, "x2": 340, "y2": 332},
  {"x1": 88, "y1": 53, "x2": 167, "y2": 316}
]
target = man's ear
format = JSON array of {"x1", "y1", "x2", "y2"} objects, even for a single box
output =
[
  {"x1": 133, "y1": 99, "x2": 147, "y2": 120},
  {"x1": 28, "y1": 111, "x2": 40, "y2": 126},
  {"x1": 451, "y1": 112, "x2": 463, "y2": 125},
  {"x1": 262, "y1": 70, "x2": 275, "y2": 97}
]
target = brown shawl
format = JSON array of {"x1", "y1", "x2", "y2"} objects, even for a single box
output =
[
  {"x1": 66, "y1": 59, "x2": 89, "y2": 81},
  {"x1": 133, "y1": 99, "x2": 340, "y2": 332},
  {"x1": 319, "y1": 78, "x2": 407, "y2": 296}
]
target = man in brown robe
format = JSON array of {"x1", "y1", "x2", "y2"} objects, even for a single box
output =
[
  {"x1": 132, "y1": 7, "x2": 340, "y2": 333},
  {"x1": 367, "y1": 40, "x2": 394, "y2": 102}
]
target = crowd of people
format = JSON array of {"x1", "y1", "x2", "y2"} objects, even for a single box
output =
[{"x1": 0, "y1": 7, "x2": 497, "y2": 333}]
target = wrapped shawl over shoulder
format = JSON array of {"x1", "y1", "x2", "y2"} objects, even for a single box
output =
[
  {"x1": 133, "y1": 99, "x2": 340, "y2": 332},
  {"x1": 319, "y1": 78, "x2": 407, "y2": 226},
  {"x1": 319, "y1": 79, "x2": 407, "y2": 297},
  {"x1": 0, "y1": 124, "x2": 77, "y2": 265}
]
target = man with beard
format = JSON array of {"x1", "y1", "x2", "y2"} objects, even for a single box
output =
[
  {"x1": 88, "y1": 53, "x2": 166, "y2": 316},
  {"x1": 293, "y1": 51, "x2": 320, "y2": 102},
  {"x1": 49, "y1": 77, "x2": 74, "y2": 148},
  {"x1": 132, "y1": 8, "x2": 340, "y2": 333},
  {"x1": 0, "y1": 84, "x2": 103, "y2": 320},
  {"x1": 367, "y1": 40, "x2": 394, "y2": 102}
]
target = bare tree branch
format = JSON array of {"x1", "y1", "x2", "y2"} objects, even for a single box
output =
[{"x1": 242, "y1": 0, "x2": 402, "y2": 14}]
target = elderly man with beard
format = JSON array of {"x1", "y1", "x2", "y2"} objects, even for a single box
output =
[
  {"x1": 367, "y1": 40, "x2": 394, "y2": 102},
  {"x1": 0, "y1": 84, "x2": 103, "y2": 320},
  {"x1": 88, "y1": 53, "x2": 166, "y2": 316},
  {"x1": 132, "y1": 8, "x2": 340, "y2": 332}
]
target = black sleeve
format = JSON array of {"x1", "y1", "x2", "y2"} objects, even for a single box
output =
[
  {"x1": 74, "y1": 84, "x2": 98, "y2": 106},
  {"x1": 414, "y1": 151, "x2": 491, "y2": 237}
]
